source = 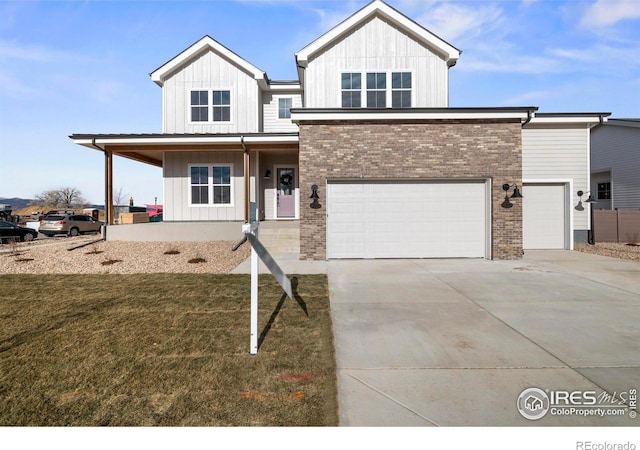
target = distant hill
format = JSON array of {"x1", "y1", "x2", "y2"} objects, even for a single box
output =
[{"x1": 0, "y1": 197, "x2": 33, "y2": 210}]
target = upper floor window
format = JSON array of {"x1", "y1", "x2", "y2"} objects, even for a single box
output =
[
  {"x1": 366, "y1": 73, "x2": 386, "y2": 108},
  {"x1": 392, "y1": 72, "x2": 412, "y2": 108},
  {"x1": 278, "y1": 97, "x2": 292, "y2": 119},
  {"x1": 213, "y1": 90, "x2": 231, "y2": 122},
  {"x1": 191, "y1": 91, "x2": 209, "y2": 122},
  {"x1": 190, "y1": 90, "x2": 231, "y2": 123},
  {"x1": 341, "y1": 73, "x2": 361, "y2": 108}
]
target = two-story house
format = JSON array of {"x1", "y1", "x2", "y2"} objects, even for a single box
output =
[{"x1": 72, "y1": 0, "x2": 608, "y2": 260}]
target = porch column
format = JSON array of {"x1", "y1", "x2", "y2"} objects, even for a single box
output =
[{"x1": 105, "y1": 149, "x2": 114, "y2": 225}]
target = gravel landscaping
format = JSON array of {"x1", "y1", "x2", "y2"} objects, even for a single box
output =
[
  {"x1": 575, "y1": 242, "x2": 640, "y2": 262},
  {"x1": 0, "y1": 237, "x2": 251, "y2": 274}
]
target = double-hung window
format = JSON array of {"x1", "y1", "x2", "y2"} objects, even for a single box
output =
[
  {"x1": 366, "y1": 73, "x2": 387, "y2": 108},
  {"x1": 191, "y1": 91, "x2": 209, "y2": 122},
  {"x1": 190, "y1": 90, "x2": 231, "y2": 122},
  {"x1": 341, "y1": 73, "x2": 361, "y2": 108},
  {"x1": 213, "y1": 90, "x2": 231, "y2": 122},
  {"x1": 212, "y1": 165, "x2": 232, "y2": 204},
  {"x1": 597, "y1": 182, "x2": 611, "y2": 200},
  {"x1": 392, "y1": 72, "x2": 412, "y2": 107},
  {"x1": 190, "y1": 166, "x2": 209, "y2": 204},
  {"x1": 278, "y1": 97, "x2": 292, "y2": 119},
  {"x1": 189, "y1": 164, "x2": 233, "y2": 206}
]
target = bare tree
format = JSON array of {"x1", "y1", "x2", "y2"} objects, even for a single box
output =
[
  {"x1": 33, "y1": 187, "x2": 87, "y2": 208},
  {"x1": 113, "y1": 186, "x2": 129, "y2": 207}
]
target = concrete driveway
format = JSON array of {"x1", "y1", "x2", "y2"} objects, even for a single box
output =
[{"x1": 328, "y1": 250, "x2": 640, "y2": 426}]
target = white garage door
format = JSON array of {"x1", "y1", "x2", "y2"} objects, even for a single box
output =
[
  {"x1": 523, "y1": 183, "x2": 567, "y2": 249},
  {"x1": 327, "y1": 181, "x2": 487, "y2": 259}
]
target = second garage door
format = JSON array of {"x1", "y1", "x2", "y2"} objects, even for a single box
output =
[
  {"x1": 327, "y1": 181, "x2": 488, "y2": 259},
  {"x1": 523, "y1": 183, "x2": 567, "y2": 249}
]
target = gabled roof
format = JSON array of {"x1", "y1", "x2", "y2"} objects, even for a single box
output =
[
  {"x1": 295, "y1": 0, "x2": 461, "y2": 68},
  {"x1": 150, "y1": 35, "x2": 268, "y2": 88}
]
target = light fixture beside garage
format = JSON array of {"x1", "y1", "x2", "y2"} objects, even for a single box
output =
[
  {"x1": 310, "y1": 184, "x2": 321, "y2": 209},
  {"x1": 264, "y1": 169, "x2": 271, "y2": 179},
  {"x1": 501, "y1": 183, "x2": 523, "y2": 208},
  {"x1": 574, "y1": 190, "x2": 596, "y2": 211}
]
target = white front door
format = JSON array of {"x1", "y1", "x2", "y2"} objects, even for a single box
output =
[{"x1": 276, "y1": 167, "x2": 296, "y2": 218}]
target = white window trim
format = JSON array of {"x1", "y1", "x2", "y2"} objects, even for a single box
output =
[
  {"x1": 187, "y1": 88, "x2": 234, "y2": 125},
  {"x1": 188, "y1": 163, "x2": 235, "y2": 208}
]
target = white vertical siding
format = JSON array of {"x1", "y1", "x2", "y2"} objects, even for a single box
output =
[
  {"x1": 522, "y1": 125, "x2": 591, "y2": 231},
  {"x1": 163, "y1": 151, "x2": 248, "y2": 221},
  {"x1": 262, "y1": 92, "x2": 302, "y2": 132},
  {"x1": 591, "y1": 125, "x2": 640, "y2": 209},
  {"x1": 162, "y1": 49, "x2": 259, "y2": 133},
  {"x1": 303, "y1": 15, "x2": 449, "y2": 108}
]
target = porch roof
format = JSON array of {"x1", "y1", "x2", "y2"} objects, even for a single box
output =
[{"x1": 69, "y1": 132, "x2": 300, "y2": 167}]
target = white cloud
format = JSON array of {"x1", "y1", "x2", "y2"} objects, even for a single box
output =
[
  {"x1": 581, "y1": 0, "x2": 640, "y2": 27},
  {"x1": 0, "y1": 70, "x2": 37, "y2": 97},
  {"x1": 416, "y1": 2, "x2": 506, "y2": 43},
  {"x1": 500, "y1": 89, "x2": 551, "y2": 107}
]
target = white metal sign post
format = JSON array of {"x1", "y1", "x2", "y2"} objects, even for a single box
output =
[{"x1": 242, "y1": 222, "x2": 293, "y2": 355}]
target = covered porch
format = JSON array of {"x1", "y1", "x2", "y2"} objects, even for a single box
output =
[{"x1": 70, "y1": 132, "x2": 300, "y2": 227}]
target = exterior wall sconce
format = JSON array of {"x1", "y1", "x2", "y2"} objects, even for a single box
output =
[
  {"x1": 574, "y1": 190, "x2": 596, "y2": 211},
  {"x1": 501, "y1": 183, "x2": 523, "y2": 209},
  {"x1": 575, "y1": 190, "x2": 597, "y2": 245},
  {"x1": 310, "y1": 184, "x2": 321, "y2": 209},
  {"x1": 264, "y1": 169, "x2": 271, "y2": 179}
]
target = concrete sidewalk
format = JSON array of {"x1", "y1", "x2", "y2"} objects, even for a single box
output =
[{"x1": 328, "y1": 252, "x2": 640, "y2": 426}]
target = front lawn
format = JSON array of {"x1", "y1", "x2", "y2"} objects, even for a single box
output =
[{"x1": 0, "y1": 274, "x2": 337, "y2": 426}]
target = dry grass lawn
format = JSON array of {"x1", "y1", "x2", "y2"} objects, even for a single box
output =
[{"x1": 0, "y1": 273, "x2": 337, "y2": 426}]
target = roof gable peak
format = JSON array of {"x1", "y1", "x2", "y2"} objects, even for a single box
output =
[
  {"x1": 150, "y1": 35, "x2": 267, "y2": 88},
  {"x1": 296, "y1": 0, "x2": 460, "y2": 68}
]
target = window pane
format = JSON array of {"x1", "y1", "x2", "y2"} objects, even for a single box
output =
[
  {"x1": 213, "y1": 90, "x2": 230, "y2": 105},
  {"x1": 392, "y1": 72, "x2": 401, "y2": 89},
  {"x1": 191, "y1": 166, "x2": 208, "y2": 184},
  {"x1": 403, "y1": 72, "x2": 411, "y2": 88},
  {"x1": 367, "y1": 73, "x2": 376, "y2": 89},
  {"x1": 191, "y1": 106, "x2": 208, "y2": 122},
  {"x1": 213, "y1": 166, "x2": 231, "y2": 185},
  {"x1": 192, "y1": 186, "x2": 208, "y2": 204},
  {"x1": 367, "y1": 91, "x2": 386, "y2": 108},
  {"x1": 213, "y1": 186, "x2": 231, "y2": 204},
  {"x1": 342, "y1": 73, "x2": 351, "y2": 90},
  {"x1": 342, "y1": 91, "x2": 361, "y2": 108},
  {"x1": 367, "y1": 73, "x2": 385, "y2": 89},
  {"x1": 392, "y1": 91, "x2": 411, "y2": 108},
  {"x1": 191, "y1": 90, "x2": 208, "y2": 106},
  {"x1": 352, "y1": 73, "x2": 361, "y2": 89}
]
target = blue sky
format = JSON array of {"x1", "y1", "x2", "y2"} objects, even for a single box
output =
[{"x1": 1, "y1": 0, "x2": 639, "y2": 205}]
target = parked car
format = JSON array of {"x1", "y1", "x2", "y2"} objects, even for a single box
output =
[
  {"x1": 39, "y1": 214, "x2": 103, "y2": 237},
  {"x1": 0, "y1": 220, "x2": 38, "y2": 243}
]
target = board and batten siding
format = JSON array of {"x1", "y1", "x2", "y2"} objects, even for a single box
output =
[
  {"x1": 522, "y1": 125, "x2": 590, "y2": 232},
  {"x1": 262, "y1": 92, "x2": 302, "y2": 133},
  {"x1": 162, "y1": 49, "x2": 260, "y2": 134},
  {"x1": 163, "y1": 151, "x2": 250, "y2": 221},
  {"x1": 303, "y1": 15, "x2": 449, "y2": 108},
  {"x1": 591, "y1": 124, "x2": 640, "y2": 209}
]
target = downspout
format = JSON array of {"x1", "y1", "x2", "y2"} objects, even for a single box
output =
[
  {"x1": 521, "y1": 109, "x2": 534, "y2": 128},
  {"x1": 241, "y1": 136, "x2": 250, "y2": 223},
  {"x1": 90, "y1": 138, "x2": 109, "y2": 240}
]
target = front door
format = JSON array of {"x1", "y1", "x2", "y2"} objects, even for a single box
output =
[{"x1": 276, "y1": 168, "x2": 295, "y2": 218}]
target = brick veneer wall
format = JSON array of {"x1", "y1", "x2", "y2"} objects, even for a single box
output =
[{"x1": 298, "y1": 120, "x2": 523, "y2": 260}]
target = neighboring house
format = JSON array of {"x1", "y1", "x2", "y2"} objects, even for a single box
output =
[
  {"x1": 71, "y1": 0, "x2": 608, "y2": 260},
  {"x1": 591, "y1": 119, "x2": 640, "y2": 210}
]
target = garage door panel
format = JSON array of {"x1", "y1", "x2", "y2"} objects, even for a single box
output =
[
  {"x1": 327, "y1": 181, "x2": 486, "y2": 259},
  {"x1": 523, "y1": 183, "x2": 566, "y2": 249}
]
